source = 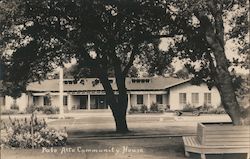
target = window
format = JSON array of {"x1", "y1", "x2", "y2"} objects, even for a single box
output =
[
  {"x1": 33, "y1": 96, "x2": 39, "y2": 105},
  {"x1": 179, "y1": 93, "x2": 187, "y2": 105},
  {"x1": 0, "y1": 96, "x2": 5, "y2": 106},
  {"x1": 204, "y1": 93, "x2": 211, "y2": 105},
  {"x1": 156, "y1": 95, "x2": 163, "y2": 104},
  {"x1": 43, "y1": 96, "x2": 50, "y2": 106},
  {"x1": 131, "y1": 79, "x2": 151, "y2": 83},
  {"x1": 137, "y1": 95, "x2": 143, "y2": 105},
  {"x1": 63, "y1": 96, "x2": 68, "y2": 106},
  {"x1": 64, "y1": 80, "x2": 77, "y2": 84},
  {"x1": 192, "y1": 93, "x2": 199, "y2": 105}
]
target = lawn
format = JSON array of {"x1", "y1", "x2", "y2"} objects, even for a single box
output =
[
  {"x1": 1, "y1": 137, "x2": 247, "y2": 159},
  {"x1": 2, "y1": 113, "x2": 241, "y2": 159}
]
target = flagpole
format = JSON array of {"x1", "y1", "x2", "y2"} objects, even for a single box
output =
[{"x1": 59, "y1": 67, "x2": 64, "y2": 118}]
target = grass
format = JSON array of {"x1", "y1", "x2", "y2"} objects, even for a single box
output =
[
  {"x1": 1, "y1": 113, "x2": 238, "y2": 159},
  {"x1": 1, "y1": 137, "x2": 248, "y2": 159}
]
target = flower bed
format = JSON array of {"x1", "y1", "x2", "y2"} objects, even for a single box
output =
[
  {"x1": 128, "y1": 103, "x2": 168, "y2": 114},
  {"x1": 1, "y1": 116, "x2": 67, "y2": 148}
]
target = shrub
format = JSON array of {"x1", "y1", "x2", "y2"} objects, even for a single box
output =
[
  {"x1": 26, "y1": 105, "x2": 59, "y2": 114},
  {"x1": 182, "y1": 104, "x2": 196, "y2": 112},
  {"x1": 140, "y1": 105, "x2": 148, "y2": 113},
  {"x1": 1, "y1": 116, "x2": 67, "y2": 148},
  {"x1": 240, "y1": 106, "x2": 250, "y2": 119},
  {"x1": 43, "y1": 106, "x2": 59, "y2": 115},
  {"x1": 200, "y1": 105, "x2": 213, "y2": 112},
  {"x1": 10, "y1": 104, "x2": 19, "y2": 110},
  {"x1": 166, "y1": 105, "x2": 170, "y2": 111},
  {"x1": 158, "y1": 105, "x2": 166, "y2": 113},
  {"x1": 203, "y1": 105, "x2": 225, "y2": 114},
  {"x1": 26, "y1": 105, "x2": 37, "y2": 114},
  {"x1": 149, "y1": 103, "x2": 165, "y2": 113},
  {"x1": 128, "y1": 105, "x2": 140, "y2": 114},
  {"x1": 150, "y1": 103, "x2": 159, "y2": 112}
]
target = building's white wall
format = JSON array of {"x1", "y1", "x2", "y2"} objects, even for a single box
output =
[
  {"x1": 51, "y1": 95, "x2": 59, "y2": 107},
  {"x1": 5, "y1": 93, "x2": 28, "y2": 111},
  {"x1": 163, "y1": 94, "x2": 169, "y2": 105},
  {"x1": 150, "y1": 95, "x2": 156, "y2": 104},
  {"x1": 27, "y1": 94, "x2": 33, "y2": 106},
  {"x1": 68, "y1": 95, "x2": 73, "y2": 110},
  {"x1": 130, "y1": 94, "x2": 149, "y2": 106},
  {"x1": 130, "y1": 93, "x2": 169, "y2": 108},
  {"x1": 169, "y1": 82, "x2": 221, "y2": 110},
  {"x1": 2, "y1": 81, "x2": 221, "y2": 112},
  {"x1": 130, "y1": 94, "x2": 136, "y2": 106}
]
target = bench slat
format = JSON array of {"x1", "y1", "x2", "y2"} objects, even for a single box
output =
[
  {"x1": 183, "y1": 123, "x2": 250, "y2": 159},
  {"x1": 206, "y1": 128, "x2": 249, "y2": 132},
  {"x1": 205, "y1": 134, "x2": 250, "y2": 138},
  {"x1": 205, "y1": 138, "x2": 250, "y2": 142},
  {"x1": 204, "y1": 142, "x2": 250, "y2": 146},
  {"x1": 183, "y1": 136, "x2": 250, "y2": 148}
]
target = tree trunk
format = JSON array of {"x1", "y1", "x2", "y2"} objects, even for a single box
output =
[
  {"x1": 212, "y1": 47, "x2": 242, "y2": 125},
  {"x1": 113, "y1": 60, "x2": 129, "y2": 133},
  {"x1": 111, "y1": 101, "x2": 129, "y2": 133},
  {"x1": 98, "y1": 69, "x2": 129, "y2": 133},
  {"x1": 196, "y1": 3, "x2": 242, "y2": 125},
  {"x1": 105, "y1": 90, "x2": 129, "y2": 133}
]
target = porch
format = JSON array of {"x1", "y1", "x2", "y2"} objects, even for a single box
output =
[{"x1": 31, "y1": 91, "x2": 170, "y2": 111}]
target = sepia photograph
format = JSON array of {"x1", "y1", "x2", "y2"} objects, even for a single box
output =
[{"x1": 0, "y1": 0, "x2": 249, "y2": 159}]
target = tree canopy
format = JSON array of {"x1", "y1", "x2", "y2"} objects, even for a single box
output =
[{"x1": 1, "y1": 0, "x2": 249, "y2": 129}]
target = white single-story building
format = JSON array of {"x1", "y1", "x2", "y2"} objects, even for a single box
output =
[{"x1": 0, "y1": 77, "x2": 221, "y2": 112}]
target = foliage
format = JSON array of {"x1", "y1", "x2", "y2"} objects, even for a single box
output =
[
  {"x1": 26, "y1": 105, "x2": 59, "y2": 114},
  {"x1": 129, "y1": 104, "x2": 166, "y2": 114},
  {"x1": 0, "y1": 0, "x2": 179, "y2": 132},
  {"x1": 182, "y1": 104, "x2": 196, "y2": 112},
  {"x1": 1, "y1": 0, "x2": 248, "y2": 127},
  {"x1": 10, "y1": 103, "x2": 19, "y2": 110},
  {"x1": 175, "y1": 67, "x2": 190, "y2": 79},
  {"x1": 128, "y1": 105, "x2": 140, "y2": 114},
  {"x1": 1, "y1": 109, "x2": 19, "y2": 115},
  {"x1": 1, "y1": 116, "x2": 67, "y2": 148},
  {"x1": 140, "y1": 105, "x2": 148, "y2": 113},
  {"x1": 181, "y1": 104, "x2": 226, "y2": 114},
  {"x1": 43, "y1": 106, "x2": 59, "y2": 115},
  {"x1": 150, "y1": 103, "x2": 165, "y2": 113},
  {"x1": 206, "y1": 106, "x2": 226, "y2": 114},
  {"x1": 150, "y1": 103, "x2": 158, "y2": 112},
  {"x1": 1, "y1": 0, "x2": 175, "y2": 87}
]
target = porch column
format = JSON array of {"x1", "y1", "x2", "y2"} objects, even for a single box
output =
[
  {"x1": 127, "y1": 93, "x2": 131, "y2": 109},
  {"x1": 87, "y1": 94, "x2": 91, "y2": 110},
  {"x1": 147, "y1": 94, "x2": 150, "y2": 109},
  {"x1": 5, "y1": 96, "x2": 11, "y2": 110},
  {"x1": 68, "y1": 95, "x2": 72, "y2": 111},
  {"x1": 59, "y1": 67, "x2": 64, "y2": 117},
  {"x1": 27, "y1": 93, "x2": 33, "y2": 107}
]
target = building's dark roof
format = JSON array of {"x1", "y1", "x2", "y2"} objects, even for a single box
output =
[{"x1": 27, "y1": 77, "x2": 190, "y2": 92}]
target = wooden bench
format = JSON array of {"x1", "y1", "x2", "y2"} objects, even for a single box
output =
[{"x1": 183, "y1": 123, "x2": 250, "y2": 159}]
